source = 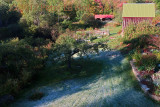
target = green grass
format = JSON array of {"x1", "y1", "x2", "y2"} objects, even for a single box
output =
[
  {"x1": 93, "y1": 26, "x2": 122, "y2": 47},
  {"x1": 32, "y1": 58, "x2": 104, "y2": 87},
  {"x1": 12, "y1": 53, "x2": 160, "y2": 107},
  {"x1": 13, "y1": 58, "x2": 104, "y2": 100},
  {"x1": 11, "y1": 25, "x2": 160, "y2": 106},
  {"x1": 107, "y1": 34, "x2": 123, "y2": 49},
  {"x1": 100, "y1": 25, "x2": 121, "y2": 34},
  {"x1": 93, "y1": 36, "x2": 109, "y2": 43}
]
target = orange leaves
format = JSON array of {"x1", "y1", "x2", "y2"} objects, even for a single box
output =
[{"x1": 152, "y1": 15, "x2": 160, "y2": 25}]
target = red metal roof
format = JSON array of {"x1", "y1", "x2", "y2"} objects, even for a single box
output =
[{"x1": 95, "y1": 15, "x2": 114, "y2": 19}]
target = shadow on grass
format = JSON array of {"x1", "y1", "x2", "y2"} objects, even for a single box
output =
[
  {"x1": 11, "y1": 50, "x2": 159, "y2": 107},
  {"x1": 35, "y1": 58, "x2": 104, "y2": 86},
  {"x1": 81, "y1": 88, "x2": 160, "y2": 107},
  {"x1": 119, "y1": 35, "x2": 154, "y2": 55}
]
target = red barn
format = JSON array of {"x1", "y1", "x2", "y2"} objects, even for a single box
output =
[{"x1": 122, "y1": 3, "x2": 155, "y2": 31}]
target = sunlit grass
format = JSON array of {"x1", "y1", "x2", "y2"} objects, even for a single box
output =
[
  {"x1": 108, "y1": 25, "x2": 122, "y2": 34},
  {"x1": 93, "y1": 25, "x2": 122, "y2": 49}
]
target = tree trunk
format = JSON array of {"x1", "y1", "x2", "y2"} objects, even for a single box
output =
[
  {"x1": 67, "y1": 55, "x2": 72, "y2": 69},
  {"x1": 0, "y1": 16, "x2": 2, "y2": 27}
]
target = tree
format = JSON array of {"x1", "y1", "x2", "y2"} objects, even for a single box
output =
[
  {"x1": 155, "y1": 0, "x2": 160, "y2": 9},
  {"x1": 63, "y1": 4, "x2": 77, "y2": 21},
  {"x1": 14, "y1": 0, "x2": 59, "y2": 39},
  {"x1": 53, "y1": 29, "x2": 106, "y2": 70},
  {"x1": 0, "y1": 0, "x2": 21, "y2": 27},
  {"x1": 89, "y1": 0, "x2": 104, "y2": 14},
  {"x1": 103, "y1": 2, "x2": 112, "y2": 14}
]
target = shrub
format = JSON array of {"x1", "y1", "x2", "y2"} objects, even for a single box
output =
[
  {"x1": 86, "y1": 27, "x2": 94, "y2": 31},
  {"x1": 79, "y1": 20, "x2": 85, "y2": 24},
  {"x1": 124, "y1": 21, "x2": 158, "y2": 41},
  {"x1": 89, "y1": 36, "x2": 97, "y2": 41},
  {"x1": 118, "y1": 29, "x2": 122, "y2": 34},
  {"x1": 61, "y1": 20, "x2": 72, "y2": 29},
  {"x1": 114, "y1": 10, "x2": 123, "y2": 23},
  {"x1": 20, "y1": 70, "x2": 32, "y2": 86},
  {"x1": 0, "y1": 38, "x2": 45, "y2": 96},
  {"x1": 51, "y1": 27, "x2": 60, "y2": 41},
  {"x1": 81, "y1": 13, "x2": 94, "y2": 25},
  {"x1": 133, "y1": 51, "x2": 142, "y2": 66},
  {"x1": 153, "y1": 51, "x2": 160, "y2": 63},
  {"x1": 0, "y1": 40, "x2": 43, "y2": 74},
  {"x1": 3, "y1": 79, "x2": 20, "y2": 95},
  {"x1": 123, "y1": 21, "x2": 160, "y2": 51},
  {"x1": 0, "y1": 27, "x2": 10, "y2": 40},
  {"x1": 28, "y1": 25, "x2": 39, "y2": 36},
  {"x1": 0, "y1": 24, "x2": 23, "y2": 40},
  {"x1": 113, "y1": 22, "x2": 121, "y2": 27},
  {"x1": 81, "y1": 13, "x2": 102, "y2": 28},
  {"x1": 29, "y1": 91, "x2": 44, "y2": 101},
  {"x1": 152, "y1": 15, "x2": 160, "y2": 25},
  {"x1": 139, "y1": 54, "x2": 158, "y2": 71},
  {"x1": 35, "y1": 27, "x2": 52, "y2": 39},
  {"x1": 152, "y1": 73, "x2": 160, "y2": 86},
  {"x1": 147, "y1": 35, "x2": 160, "y2": 49},
  {"x1": 123, "y1": 22, "x2": 136, "y2": 40},
  {"x1": 155, "y1": 89, "x2": 160, "y2": 96}
]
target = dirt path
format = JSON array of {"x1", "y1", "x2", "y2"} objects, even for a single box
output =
[{"x1": 11, "y1": 50, "x2": 159, "y2": 107}]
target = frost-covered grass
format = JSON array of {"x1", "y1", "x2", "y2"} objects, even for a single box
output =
[
  {"x1": 33, "y1": 58, "x2": 104, "y2": 87},
  {"x1": 10, "y1": 50, "x2": 160, "y2": 107}
]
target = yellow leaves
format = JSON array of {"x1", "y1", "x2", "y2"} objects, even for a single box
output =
[{"x1": 10, "y1": 38, "x2": 19, "y2": 43}]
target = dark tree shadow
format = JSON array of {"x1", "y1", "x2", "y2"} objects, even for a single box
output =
[{"x1": 10, "y1": 50, "x2": 159, "y2": 107}]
